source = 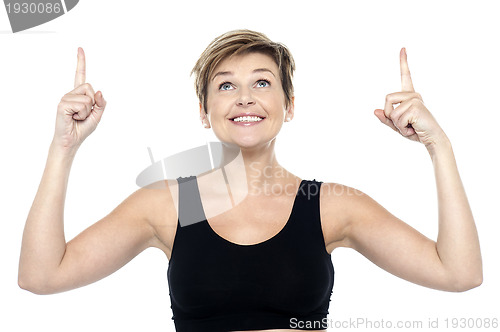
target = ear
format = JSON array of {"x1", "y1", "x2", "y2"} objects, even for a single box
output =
[
  {"x1": 284, "y1": 96, "x2": 295, "y2": 122},
  {"x1": 199, "y1": 103, "x2": 210, "y2": 128}
]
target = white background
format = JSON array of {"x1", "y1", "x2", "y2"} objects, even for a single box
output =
[{"x1": 1, "y1": 1, "x2": 499, "y2": 331}]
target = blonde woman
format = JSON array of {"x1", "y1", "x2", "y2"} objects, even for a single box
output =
[{"x1": 19, "y1": 29, "x2": 482, "y2": 331}]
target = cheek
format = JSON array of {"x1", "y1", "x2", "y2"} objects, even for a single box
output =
[
  {"x1": 210, "y1": 103, "x2": 232, "y2": 118},
  {"x1": 259, "y1": 93, "x2": 287, "y2": 114},
  {"x1": 206, "y1": 96, "x2": 227, "y2": 115}
]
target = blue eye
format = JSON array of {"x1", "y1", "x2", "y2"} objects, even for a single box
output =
[
  {"x1": 219, "y1": 82, "x2": 233, "y2": 90},
  {"x1": 256, "y1": 79, "x2": 270, "y2": 88}
]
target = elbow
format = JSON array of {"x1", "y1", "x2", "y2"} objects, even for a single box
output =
[
  {"x1": 450, "y1": 272, "x2": 483, "y2": 292},
  {"x1": 18, "y1": 275, "x2": 55, "y2": 295},
  {"x1": 18, "y1": 278, "x2": 42, "y2": 295},
  {"x1": 18, "y1": 278, "x2": 37, "y2": 294}
]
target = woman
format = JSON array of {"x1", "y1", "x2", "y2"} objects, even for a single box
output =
[{"x1": 18, "y1": 29, "x2": 482, "y2": 331}]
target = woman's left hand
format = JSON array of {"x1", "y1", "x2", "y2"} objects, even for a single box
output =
[{"x1": 374, "y1": 48, "x2": 447, "y2": 147}]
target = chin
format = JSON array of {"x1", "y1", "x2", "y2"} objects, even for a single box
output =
[
  {"x1": 226, "y1": 137, "x2": 264, "y2": 150},
  {"x1": 213, "y1": 130, "x2": 277, "y2": 150},
  {"x1": 235, "y1": 141, "x2": 262, "y2": 150}
]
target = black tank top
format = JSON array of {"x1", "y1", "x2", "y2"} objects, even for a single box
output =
[{"x1": 167, "y1": 176, "x2": 334, "y2": 331}]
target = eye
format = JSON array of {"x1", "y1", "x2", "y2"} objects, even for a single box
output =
[
  {"x1": 256, "y1": 79, "x2": 270, "y2": 88},
  {"x1": 219, "y1": 82, "x2": 234, "y2": 91}
]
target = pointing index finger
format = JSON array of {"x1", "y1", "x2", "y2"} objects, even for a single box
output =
[
  {"x1": 74, "y1": 47, "x2": 86, "y2": 89},
  {"x1": 400, "y1": 47, "x2": 415, "y2": 92}
]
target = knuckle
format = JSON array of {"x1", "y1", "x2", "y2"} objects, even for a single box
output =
[
  {"x1": 77, "y1": 102, "x2": 87, "y2": 112},
  {"x1": 57, "y1": 100, "x2": 69, "y2": 111},
  {"x1": 84, "y1": 95, "x2": 93, "y2": 105},
  {"x1": 395, "y1": 118, "x2": 404, "y2": 130},
  {"x1": 388, "y1": 109, "x2": 398, "y2": 120},
  {"x1": 56, "y1": 103, "x2": 66, "y2": 113},
  {"x1": 410, "y1": 97, "x2": 421, "y2": 105},
  {"x1": 84, "y1": 82, "x2": 94, "y2": 92}
]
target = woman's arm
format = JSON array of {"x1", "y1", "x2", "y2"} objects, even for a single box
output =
[
  {"x1": 18, "y1": 47, "x2": 174, "y2": 294},
  {"x1": 18, "y1": 141, "x2": 173, "y2": 295},
  {"x1": 18, "y1": 142, "x2": 77, "y2": 292},
  {"x1": 427, "y1": 135, "x2": 482, "y2": 290},
  {"x1": 321, "y1": 48, "x2": 482, "y2": 292},
  {"x1": 322, "y1": 136, "x2": 482, "y2": 292}
]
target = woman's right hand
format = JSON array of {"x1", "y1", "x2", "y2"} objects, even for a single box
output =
[{"x1": 52, "y1": 47, "x2": 107, "y2": 152}]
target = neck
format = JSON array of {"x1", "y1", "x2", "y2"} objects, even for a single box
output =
[{"x1": 213, "y1": 139, "x2": 296, "y2": 196}]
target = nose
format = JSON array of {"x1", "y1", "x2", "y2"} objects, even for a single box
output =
[{"x1": 236, "y1": 87, "x2": 255, "y2": 107}]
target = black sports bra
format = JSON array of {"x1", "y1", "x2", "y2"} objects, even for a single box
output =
[{"x1": 167, "y1": 176, "x2": 334, "y2": 331}]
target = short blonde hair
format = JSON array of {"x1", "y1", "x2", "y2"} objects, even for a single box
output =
[{"x1": 191, "y1": 29, "x2": 296, "y2": 114}]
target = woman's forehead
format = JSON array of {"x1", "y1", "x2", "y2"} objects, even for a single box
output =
[{"x1": 211, "y1": 52, "x2": 278, "y2": 80}]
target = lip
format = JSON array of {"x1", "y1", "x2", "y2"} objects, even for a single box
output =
[
  {"x1": 228, "y1": 112, "x2": 266, "y2": 127},
  {"x1": 228, "y1": 112, "x2": 266, "y2": 120},
  {"x1": 229, "y1": 117, "x2": 265, "y2": 126}
]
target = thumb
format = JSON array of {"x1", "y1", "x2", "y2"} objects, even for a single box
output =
[
  {"x1": 92, "y1": 91, "x2": 107, "y2": 121},
  {"x1": 94, "y1": 91, "x2": 106, "y2": 110},
  {"x1": 374, "y1": 109, "x2": 398, "y2": 132}
]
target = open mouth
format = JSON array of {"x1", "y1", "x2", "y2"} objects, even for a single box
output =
[{"x1": 230, "y1": 116, "x2": 265, "y2": 123}]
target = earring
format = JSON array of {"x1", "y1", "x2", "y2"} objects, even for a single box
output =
[{"x1": 203, "y1": 122, "x2": 209, "y2": 128}]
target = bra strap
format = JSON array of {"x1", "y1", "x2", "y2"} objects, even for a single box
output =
[{"x1": 177, "y1": 176, "x2": 206, "y2": 227}]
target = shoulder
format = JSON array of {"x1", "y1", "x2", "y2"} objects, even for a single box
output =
[
  {"x1": 319, "y1": 181, "x2": 399, "y2": 251},
  {"x1": 319, "y1": 182, "x2": 367, "y2": 215},
  {"x1": 133, "y1": 179, "x2": 180, "y2": 256},
  {"x1": 318, "y1": 182, "x2": 369, "y2": 252}
]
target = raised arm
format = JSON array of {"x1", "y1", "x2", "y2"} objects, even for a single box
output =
[
  {"x1": 322, "y1": 48, "x2": 482, "y2": 292},
  {"x1": 18, "y1": 48, "x2": 174, "y2": 295}
]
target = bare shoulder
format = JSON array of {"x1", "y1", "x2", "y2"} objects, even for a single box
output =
[
  {"x1": 38, "y1": 179, "x2": 180, "y2": 294},
  {"x1": 139, "y1": 179, "x2": 179, "y2": 259},
  {"x1": 319, "y1": 182, "x2": 366, "y2": 253},
  {"x1": 320, "y1": 182, "x2": 407, "y2": 252}
]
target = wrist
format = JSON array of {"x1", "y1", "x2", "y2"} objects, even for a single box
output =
[
  {"x1": 48, "y1": 140, "x2": 79, "y2": 162},
  {"x1": 425, "y1": 133, "x2": 452, "y2": 159}
]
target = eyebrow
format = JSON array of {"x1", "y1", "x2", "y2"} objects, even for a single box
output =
[{"x1": 211, "y1": 68, "x2": 276, "y2": 81}]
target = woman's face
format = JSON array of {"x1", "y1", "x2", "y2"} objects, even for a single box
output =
[{"x1": 201, "y1": 52, "x2": 294, "y2": 149}]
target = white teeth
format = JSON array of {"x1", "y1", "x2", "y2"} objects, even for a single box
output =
[{"x1": 232, "y1": 116, "x2": 264, "y2": 122}]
